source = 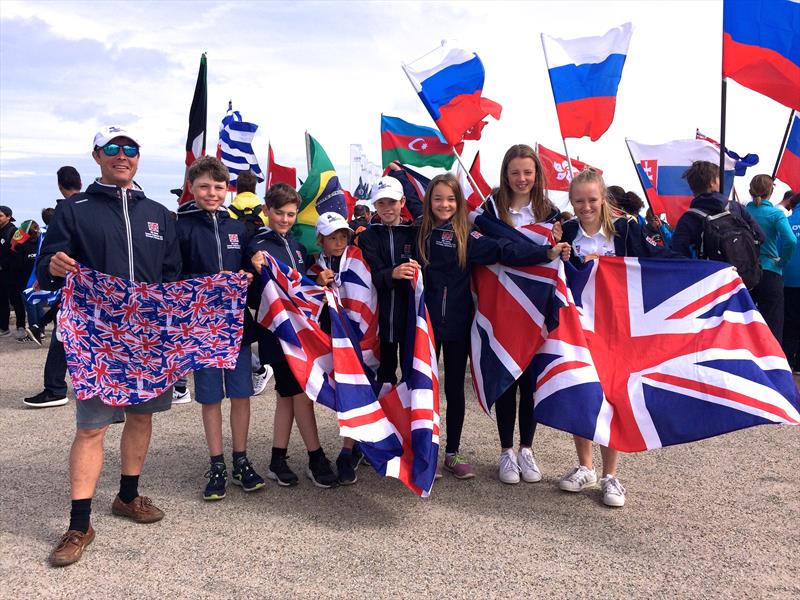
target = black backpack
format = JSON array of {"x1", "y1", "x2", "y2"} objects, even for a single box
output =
[
  {"x1": 687, "y1": 207, "x2": 762, "y2": 289},
  {"x1": 229, "y1": 204, "x2": 264, "y2": 239}
]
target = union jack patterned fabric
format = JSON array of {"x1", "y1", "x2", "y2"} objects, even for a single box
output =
[
  {"x1": 532, "y1": 257, "x2": 800, "y2": 451},
  {"x1": 469, "y1": 211, "x2": 566, "y2": 413},
  {"x1": 59, "y1": 265, "x2": 248, "y2": 406},
  {"x1": 258, "y1": 253, "x2": 440, "y2": 496}
]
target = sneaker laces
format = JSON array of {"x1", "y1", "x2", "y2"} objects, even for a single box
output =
[
  {"x1": 499, "y1": 451, "x2": 520, "y2": 474},
  {"x1": 447, "y1": 453, "x2": 468, "y2": 467},
  {"x1": 565, "y1": 466, "x2": 588, "y2": 484},
  {"x1": 235, "y1": 457, "x2": 255, "y2": 475},
  {"x1": 602, "y1": 476, "x2": 625, "y2": 496},
  {"x1": 518, "y1": 449, "x2": 538, "y2": 471}
]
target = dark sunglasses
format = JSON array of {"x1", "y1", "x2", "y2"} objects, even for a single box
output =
[{"x1": 98, "y1": 143, "x2": 139, "y2": 157}]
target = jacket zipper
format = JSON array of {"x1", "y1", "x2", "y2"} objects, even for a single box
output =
[
  {"x1": 389, "y1": 226, "x2": 395, "y2": 342},
  {"x1": 441, "y1": 286, "x2": 448, "y2": 324},
  {"x1": 283, "y1": 235, "x2": 297, "y2": 270},
  {"x1": 212, "y1": 212, "x2": 223, "y2": 271},
  {"x1": 121, "y1": 188, "x2": 134, "y2": 279}
]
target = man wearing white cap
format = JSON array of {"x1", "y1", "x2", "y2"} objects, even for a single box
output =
[{"x1": 37, "y1": 126, "x2": 182, "y2": 567}]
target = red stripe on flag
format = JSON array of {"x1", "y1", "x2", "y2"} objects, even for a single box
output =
[{"x1": 555, "y1": 97, "x2": 617, "y2": 141}]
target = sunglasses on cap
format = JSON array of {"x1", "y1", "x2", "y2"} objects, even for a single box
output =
[{"x1": 97, "y1": 143, "x2": 140, "y2": 158}]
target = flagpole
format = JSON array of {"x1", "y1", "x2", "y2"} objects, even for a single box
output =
[
  {"x1": 719, "y1": 77, "x2": 728, "y2": 196},
  {"x1": 624, "y1": 138, "x2": 653, "y2": 209},
  {"x1": 771, "y1": 109, "x2": 796, "y2": 179},
  {"x1": 561, "y1": 137, "x2": 574, "y2": 183},
  {"x1": 452, "y1": 146, "x2": 487, "y2": 204}
]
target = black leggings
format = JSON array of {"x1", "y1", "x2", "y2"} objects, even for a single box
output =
[
  {"x1": 750, "y1": 270, "x2": 784, "y2": 344},
  {"x1": 436, "y1": 339, "x2": 469, "y2": 454},
  {"x1": 0, "y1": 272, "x2": 25, "y2": 330},
  {"x1": 494, "y1": 365, "x2": 536, "y2": 449},
  {"x1": 377, "y1": 339, "x2": 407, "y2": 385}
]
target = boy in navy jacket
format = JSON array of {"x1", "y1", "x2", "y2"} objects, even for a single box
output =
[{"x1": 177, "y1": 157, "x2": 263, "y2": 501}]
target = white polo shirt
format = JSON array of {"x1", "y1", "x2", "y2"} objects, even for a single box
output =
[
  {"x1": 507, "y1": 203, "x2": 538, "y2": 227},
  {"x1": 572, "y1": 224, "x2": 616, "y2": 259}
]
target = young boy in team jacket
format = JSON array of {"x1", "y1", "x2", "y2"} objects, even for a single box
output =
[{"x1": 177, "y1": 157, "x2": 264, "y2": 500}]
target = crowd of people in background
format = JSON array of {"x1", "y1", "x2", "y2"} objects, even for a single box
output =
[{"x1": 0, "y1": 127, "x2": 797, "y2": 568}]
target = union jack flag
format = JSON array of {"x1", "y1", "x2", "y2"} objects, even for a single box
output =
[
  {"x1": 532, "y1": 258, "x2": 800, "y2": 451},
  {"x1": 258, "y1": 254, "x2": 440, "y2": 496},
  {"x1": 59, "y1": 265, "x2": 248, "y2": 406},
  {"x1": 469, "y1": 210, "x2": 566, "y2": 413}
]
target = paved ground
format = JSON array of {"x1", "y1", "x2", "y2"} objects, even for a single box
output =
[{"x1": 1, "y1": 327, "x2": 798, "y2": 599}]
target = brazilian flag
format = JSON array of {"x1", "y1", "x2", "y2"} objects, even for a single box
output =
[{"x1": 293, "y1": 133, "x2": 347, "y2": 252}]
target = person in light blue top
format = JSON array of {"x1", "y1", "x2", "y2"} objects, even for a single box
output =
[
  {"x1": 745, "y1": 175, "x2": 796, "y2": 344},
  {"x1": 781, "y1": 194, "x2": 800, "y2": 372}
]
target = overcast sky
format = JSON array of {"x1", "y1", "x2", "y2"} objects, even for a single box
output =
[{"x1": 0, "y1": 0, "x2": 794, "y2": 224}]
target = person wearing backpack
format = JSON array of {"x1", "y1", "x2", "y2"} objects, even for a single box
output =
[
  {"x1": 672, "y1": 161, "x2": 765, "y2": 289},
  {"x1": 746, "y1": 175, "x2": 796, "y2": 343}
]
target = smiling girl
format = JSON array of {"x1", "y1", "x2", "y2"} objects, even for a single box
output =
[{"x1": 417, "y1": 173, "x2": 569, "y2": 479}]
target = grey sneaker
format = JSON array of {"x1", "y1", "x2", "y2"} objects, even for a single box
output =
[
  {"x1": 600, "y1": 475, "x2": 626, "y2": 507},
  {"x1": 252, "y1": 364, "x2": 273, "y2": 396},
  {"x1": 559, "y1": 465, "x2": 598, "y2": 492}
]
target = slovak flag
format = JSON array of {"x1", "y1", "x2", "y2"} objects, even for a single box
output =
[
  {"x1": 402, "y1": 42, "x2": 502, "y2": 146},
  {"x1": 541, "y1": 23, "x2": 633, "y2": 141},
  {"x1": 776, "y1": 115, "x2": 800, "y2": 193},
  {"x1": 456, "y1": 151, "x2": 492, "y2": 214},
  {"x1": 723, "y1": 0, "x2": 800, "y2": 111}
]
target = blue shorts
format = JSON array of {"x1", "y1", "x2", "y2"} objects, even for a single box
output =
[
  {"x1": 75, "y1": 389, "x2": 172, "y2": 430},
  {"x1": 193, "y1": 346, "x2": 254, "y2": 405}
]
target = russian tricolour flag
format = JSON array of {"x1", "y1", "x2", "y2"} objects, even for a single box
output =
[
  {"x1": 776, "y1": 115, "x2": 800, "y2": 193},
  {"x1": 723, "y1": 0, "x2": 800, "y2": 111},
  {"x1": 626, "y1": 138, "x2": 736, "y2": 226},
  {"x1": 402, "y1": 42, "x2": 502, "y2": 147},
  {"x1": 541, "y1": 23, "x2": 633, "y2": 141}
]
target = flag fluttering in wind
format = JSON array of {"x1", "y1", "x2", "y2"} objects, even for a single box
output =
[
  {"x1": 402, "y1": 42, "x2": 502, "y2": 146},
  {"x1": 722, "y1": 0, "x2": 800, "y2": 111},
  {"x1": 294, "y1": 133, "x2": 348, "y2": 252},
  {"x1": 456, "y1": 151, "x2": 492, "y2": 213},
  {"x1": 541, "y1": 23, "x2": 633, "y2": 141},
  {"x1": 776, "y1": 115, "x2": 800, "y2": 192},
  {"x1": 380, "y1": 114, "x2": 459, "y2": 169},
  {"x1": 216, "y1": 102, "x2": 264, "y2": 191},
  {"x1": 537, "y1": 143, "x2": 602, "y2": 192},
  {"x1": 267, "y1": 143, "x2": 297, "y2": 189},
  {"x1": 695, "y1": 129, "x2": 759, "y2": 177},
  {"x1": 178, "y1": 54, "x2": 207, "y2": 205},
  {"x1": 626, "y1": 138, "x2": 736, "y2": 226}
]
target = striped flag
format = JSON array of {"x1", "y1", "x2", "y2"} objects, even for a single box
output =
[
  {"x1": 216, "y1": 101, "x2": 264, "y2": 190},
  {"x1": 178, "y1": 53, "x2": 207, "y2": 205}
]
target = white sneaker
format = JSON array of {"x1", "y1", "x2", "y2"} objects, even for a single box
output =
[
  {"x1": 559, "y1": 465, "x2": 598, "y2": 492},
  {"x1": 252, "y1": 364, "x2": 273, "y2": 396},
  {"x1": 15, "y1": 327, "x2": 27, "y2": 339},
  {"x1": 600, "y1": 475, "x2": 626, "y2": 507},
  {"x1": 518, "y1": 447, "x2": 542, "y2": 483},
  {"x1": 498, "y1": 449, "x2": 521, "y2": 484},
  {"x1": 172, "y1": 386, "x2": 192, "y2": 404}
]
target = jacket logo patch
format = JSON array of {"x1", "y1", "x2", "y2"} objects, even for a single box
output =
[
  {"x1": 145, "y1": 221, "x2": 163, "y2": 241},
  {"x1": 226, "y1": 232, "x2": 241, "y2": 250},
  {"x1": 442, "y1": 231, "x2": 453, "y2": 242},
  {"x1": 295, "y1": 249, "x2": 304, "y2": 263}
]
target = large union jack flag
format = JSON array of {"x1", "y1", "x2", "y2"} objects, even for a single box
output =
[
  {"x1": 532, "y1": 257, "x2": 800, "y2": 451},
  {"x1": 60, "y1": 265, "x2": 247, "y2": 406},
  {"x1": 257, "y1": 253, "x2": 440, "y2": 496},
  {"x1": 469, "y1": 210, "x2": 566, "y2": 413}
]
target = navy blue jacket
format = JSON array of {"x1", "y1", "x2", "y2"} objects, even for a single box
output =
[
  {"x1": 176, "y1": 202, "x2": 255, "y2": 344},
  {"x1": 248, "y1": 227, "x2": 310, "y2": 364},
  {"x1": 37, "y1": 180, "x2": 181, "y2": 289},
  {"x1": 671, "y1": 192, "x2": 765, "y2": 258},
  {"x1": 561, "y1": 217, "x2": 676, "y2": 266},
  {"x1": 421, "y1": 223, "x2": 551, "y2": 342},
  {"x1": 357, "y1": 222, "x2": 417, "y2": 343},
  {"x1": 0, "y1": 222, "x2": 16, "y2": 272}
]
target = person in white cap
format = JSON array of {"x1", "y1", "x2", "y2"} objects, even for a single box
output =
[{"x1": 37, "y1": 126, "x2": 182, "y2": 567}]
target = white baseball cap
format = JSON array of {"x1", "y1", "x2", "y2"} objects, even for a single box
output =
[
  {"x1": 370, "y1": 176, "x2": 403, "y2": 202},
  {"x1": 315, "y1": 212, "x2": 353, "y2": 236},
  {"x1": 93, "y1": 125, "x2": 141, "y2": 149}
]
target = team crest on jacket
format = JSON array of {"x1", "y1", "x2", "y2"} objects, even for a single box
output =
[
  {"x1": 295, "y1": 249, "x2": 304, "y2": 263},
  {"x1": 436, "y1": 230, "x2": 456, "y2": 249},
  {"x1": 145, "y1": 221, "x2": 163, "y2": 241},
  {"x1": 227, "y1": 233, "x2": 240, "y2": 250}
]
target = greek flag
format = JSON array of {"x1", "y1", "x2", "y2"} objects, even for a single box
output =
[{"x1": 216, "y1": 102, "x2": 264, "y2": 188}]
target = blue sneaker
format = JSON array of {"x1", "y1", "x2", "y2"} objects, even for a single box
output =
[
  {"x1": 203, "y1": 462, "x2": 227, "y2": 501},
  {"x1": 231, "y1": 456, "x2": 265, "y2": 492}
]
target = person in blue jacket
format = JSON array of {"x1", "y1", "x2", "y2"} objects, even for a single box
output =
[
  {"x1": 746, "y1": 175, "x2": 797, "y2": 343},
  {"x1": 417, "y1": 173, "x2": 570, "y2": 480},
  {"x1": 782, "y1": 193, "x2": 800, "y2": 372},
  {"x1": 37, "y1": 125, "x2": 182, "y2": 567},
  {"x1": 176, "y1": 157, "x2": 264, "y2": 501},
  {"x1": 249, "y1": 183, "x2": 337, "y2": 489}
]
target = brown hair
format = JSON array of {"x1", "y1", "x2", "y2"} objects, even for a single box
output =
[
  {"x1": 264, "y1": 183, "x2": 301, "y2": 210},
  {"x1": 236, "y1": 170, "x2": 257, "y2": 194},
  {"x1": 188, "y1": 156, "x2": 229, "y2": 185},
  {"x1": 748, "y1": 174, "x2": 774, "y2": 207},
  {"x1": 569, "y1": 168, "x2": 616, "y2": 240},
  {"x1": 417, "y1": 173, "x2": 469, "y2": 269},
  {"x1": 494, "y1": 144, "x2": 554, "y2": 225},
  {"x1": 682, "y1": 161, "x2": 719, "y2": 196}
]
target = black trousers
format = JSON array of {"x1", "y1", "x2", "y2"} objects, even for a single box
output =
[
  {"x1": 436, "y1": 339, "x2": 469, "y2": 454},
  {"x1": 782, "y1": 286, "x2": 800, "y2": 371},
  {"x1": 44, "y1": 321, "x2": 68, "y2": 396},
  {"x1": 494, "y1": 365, "x2": 537, "y2": 449},
  {"x1": 750, "y1": 270, "x2": 784, "y2": 344},
  {"x1": 0, "y1": 271, "x2": 25, "y2": 330},
  {"x1": 377, "y1": 339, "x2": 408, "y2": 385}
]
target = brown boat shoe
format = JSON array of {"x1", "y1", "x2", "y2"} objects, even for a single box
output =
[
  {"x1": 111, "y1": 495, "x2": 164, "y2": 524},
  {"x1": 49, "y1": 525, "x2": 95, "y2": 567}
]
